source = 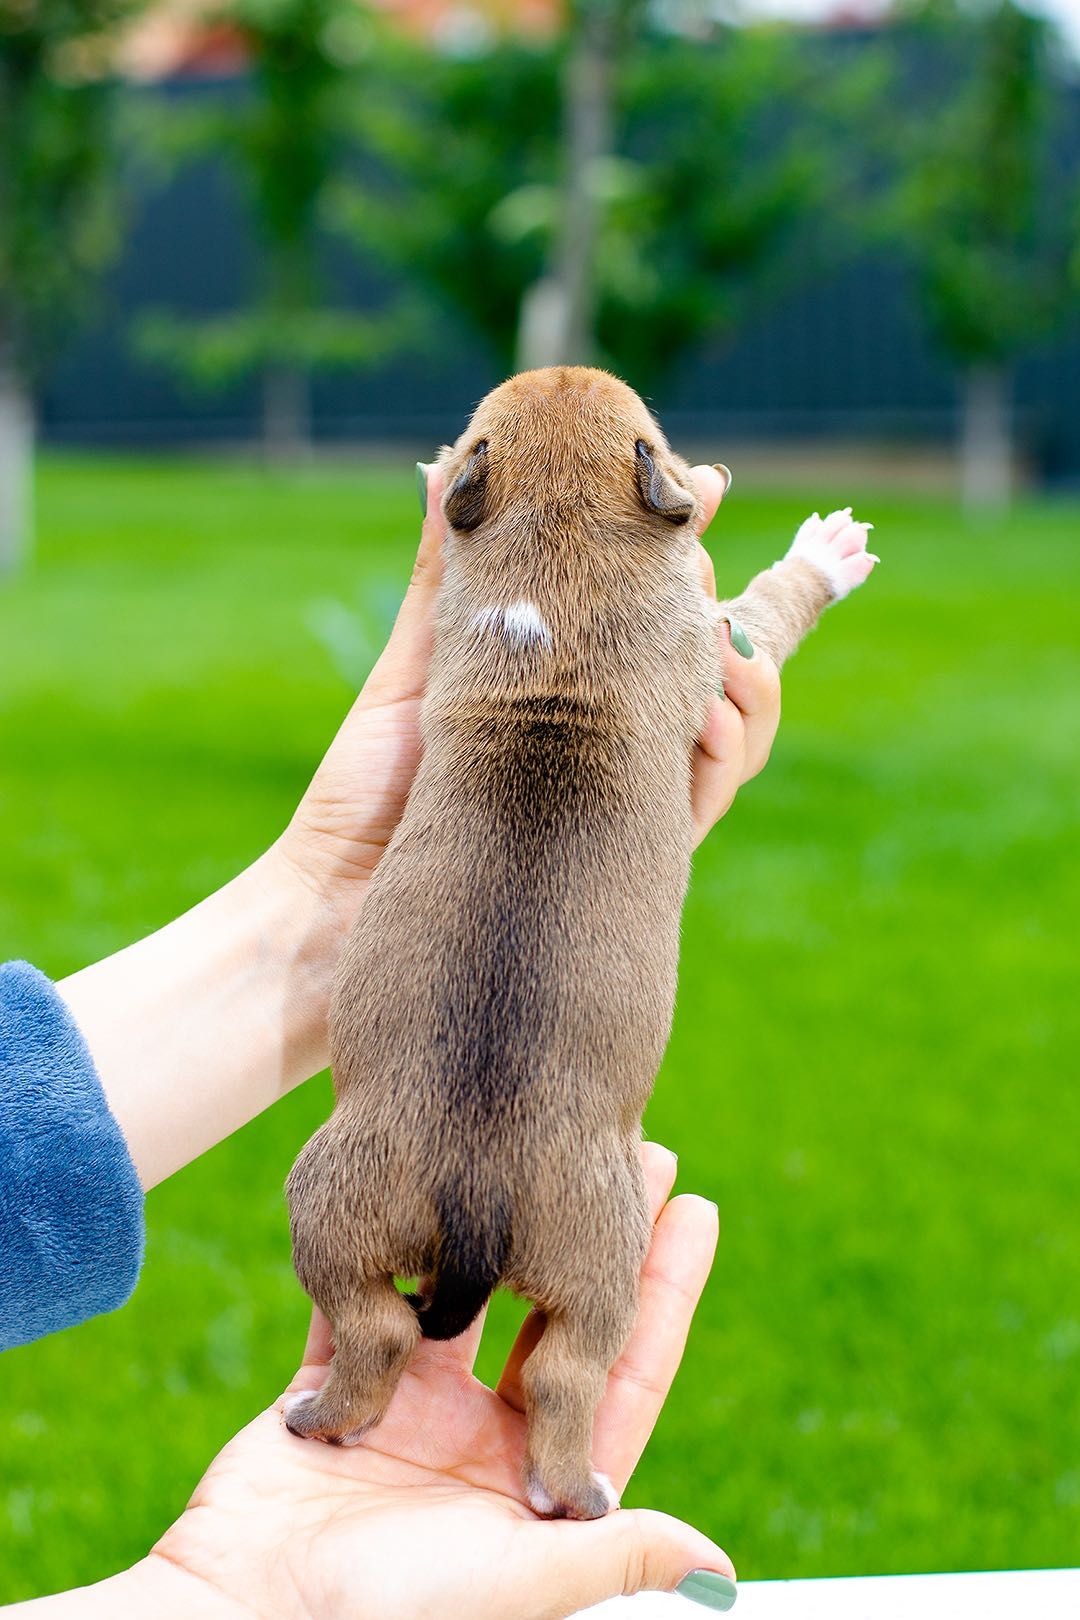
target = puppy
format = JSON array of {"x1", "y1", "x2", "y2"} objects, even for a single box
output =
[{"x1": 285, "y1": 366, "x2": 878, "y2": 1519}]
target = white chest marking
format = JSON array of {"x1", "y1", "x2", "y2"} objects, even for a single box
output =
[{"x1": 471, "y1": 600, "x2": 553, "y2": 650}]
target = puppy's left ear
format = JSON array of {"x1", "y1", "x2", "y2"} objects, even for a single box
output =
[
  {"x1": 635, "y1": 440, "x2": 695, "y2": 524},
  {"x1": 444, "y1": 440, "x2": 489, "y2": 531}
]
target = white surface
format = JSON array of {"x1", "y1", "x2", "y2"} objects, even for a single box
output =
[{"x1": 579, "y1": 1568, "x2": 1080, "y2": 1618}]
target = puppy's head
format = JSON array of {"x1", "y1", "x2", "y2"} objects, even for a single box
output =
[{"x1": 439, "y1": 367, "x2": 704, "y2": 548}]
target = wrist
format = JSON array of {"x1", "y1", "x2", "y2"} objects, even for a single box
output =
[
  {"x1": 135, "y1": 1553, "x2": 249, "y2": 1619},
  {"x1": 239, "y1": 844, "x2": 361, "y2": 1087},
  {"x1": 7, "y1": 1555, "x2": 244, "y2": 1619}
]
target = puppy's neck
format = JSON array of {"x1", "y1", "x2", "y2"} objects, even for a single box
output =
[{"x1": 429, "y1": 512, "x2": 707, "y2": 733}]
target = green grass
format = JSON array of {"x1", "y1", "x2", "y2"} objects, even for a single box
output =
[{"x1": 1, "y1": 455, "x2": 1078, "y2": 1600}]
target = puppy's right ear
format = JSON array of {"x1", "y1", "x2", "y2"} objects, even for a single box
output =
[
  {"x1": 635, "y1": 440, "x2": 695, "y2": 524},
  {"x1": 443, "y1": 441, "x2": 489, "y2": 531}
]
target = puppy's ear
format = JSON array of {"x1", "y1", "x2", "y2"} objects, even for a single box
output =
[
  {"x1": 444, "y1": 441, "x2": 489, "y2": 531},
  {"x1": 635, "y1": 440, "x2": 695, "y2": 524}
]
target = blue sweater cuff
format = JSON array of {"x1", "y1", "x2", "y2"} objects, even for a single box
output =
[{"x1": 0, "y1": 961, "x2": 145, "y2": 1351}]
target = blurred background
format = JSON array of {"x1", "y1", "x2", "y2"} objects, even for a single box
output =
[{"x1": 1, "y1": 0, "x2": 1078, "y2": 1602}]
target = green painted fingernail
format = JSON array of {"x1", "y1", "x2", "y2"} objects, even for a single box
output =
[
  {"x1": 715, "y1": 679, "x2": 726, "y2": 701},
  {"x1": 676, "y1": 1570, "x2": 738, "y2": 1610},
  {"x1": 724, "y1": 616, "x2": 754, "y2": 658},
  {"x1": 416, "y1": 462, "x2": 428, "y2": 517}
]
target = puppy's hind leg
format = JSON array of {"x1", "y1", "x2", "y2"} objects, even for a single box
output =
[
  {"x1": 521, "y1": 1291, "x2": 638, "y2": 1521},
  {"x1": 284, "y1": 1276, "x2": 420, "y2": 1446}
]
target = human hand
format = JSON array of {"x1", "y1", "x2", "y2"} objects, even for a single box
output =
[
  {"x1": 274, "y1": 465, "x2": 449, "y2": 934},
  {"x1": 688, "y1": 467, "x2": 782, "y2": 847},
  {"x1": 144, "y1": 1145, "x2": 736, "y2": 1620}
]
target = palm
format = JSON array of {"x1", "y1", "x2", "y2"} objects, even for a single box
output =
[{"x1": 154, "y1": 1148, "x2": 729, "y2": 1620}]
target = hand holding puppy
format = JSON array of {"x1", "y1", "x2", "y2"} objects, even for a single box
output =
[{"x1": 130, "y1": 1147, "x2": 737, "y2": 1620}]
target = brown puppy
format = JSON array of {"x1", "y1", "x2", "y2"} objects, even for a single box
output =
[{"x1": 285, "y1": 366, "x2": 877, "y2": 1519}]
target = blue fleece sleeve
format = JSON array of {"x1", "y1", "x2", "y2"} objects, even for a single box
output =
[{"x1": 0, "y1": 961, "x2": 144, "y2": 1351}]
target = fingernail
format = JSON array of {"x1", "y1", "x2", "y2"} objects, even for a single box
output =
[
  {"x1": 715, "y1": 679, "x2": 726, "y2": 701},
  {"x1": 722, "y1": 614, "x2": 754, "y2": 658},
  {"x1": 416, "y1": 461, "x2": 428, "y2": 518},
  {"x1": 713, "y1": 463, "x2": 733, "y2": 494},
  {"x1": 864, "y1": 522, "x2": 875, "y2": 530},
  {"x1": 676, "y1": 1570, "x2": 738, "y2": 1610}
]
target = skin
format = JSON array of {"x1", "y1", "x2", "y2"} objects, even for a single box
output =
[{"x1": 15, "y1": 464, "x2": 785, "y2": 1617}]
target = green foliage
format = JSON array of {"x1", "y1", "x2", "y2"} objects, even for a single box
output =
[
  {"x1": 886, "y1": 0, "x2": 1071, "y2": 365},
  {"x1": 330, "y1": 37, "x2": 561, "y2": 370},
  {"x1": 135, "y1": 0, "x2": 385, "y2": 390},
  {"x1": 0, "y1": 456, "x2": 1077, "y2": 1592},
  {"x1": 0, "y1": 0, "x2": 135, "y2": 381},
  {"x1": 336, "y1": 26, "x2": 831, "y2": 390},
  {"x1": 138, "y1": 305, "x2": 403, "y2": 390},
  {"x1": 600, "y1": 28, "x2": 827, "y2": 389}
]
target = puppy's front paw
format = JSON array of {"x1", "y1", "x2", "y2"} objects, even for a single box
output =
[{"x1": 787, "y1": 508, "x2": 879, "y2": 600}]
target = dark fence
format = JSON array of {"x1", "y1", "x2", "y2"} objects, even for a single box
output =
[{"x1": 40, "y1": 78, "x2": 1080, "y2": 485}]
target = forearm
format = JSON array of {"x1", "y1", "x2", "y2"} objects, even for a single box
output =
[
  {"x1": 58, "y1": 849, "x2": 350, "y2": 1190},
  {"x1": 7, "y1": 1556, "x2": 244, "y2": 1619}
]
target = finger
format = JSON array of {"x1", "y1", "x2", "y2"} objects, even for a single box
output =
[
  {"x1": 361, "y1": 463, "x2": 446, "y2": 701},
  {"x1": 302, "y1": 1304, "x2": 334, "y2": 1367},
  {"x1": 281, "y1": 1306, "x2": 335, "y2": 1402},
  {"x1": 720, "y1": 641, "x2": 781, "y2": 784},
  {"x1": 695, "y1": 541, "x2": 717, "y2": 601},
  {"x1": 690, "y1": 695, "x2": 745, "y2": 846},
  {"x1": 496, "y1": 1143, "x2": 679, "y2": 1409},
  {"x1": 593, "y1": 1193, "x2": 719, "y2": 1490},
  {"x1": 528, "y1": 1506, "x2": 736, "y2": 1614},
  {"x1": 687, "y1": 464, "x2": 729, "y2": 541},
  {"x1": 412, "y1": 1299, "x2": 490, "y2": 1378},
  {"x1": 640, "y1": 1140, "x2": 680, "y2": 1213}
]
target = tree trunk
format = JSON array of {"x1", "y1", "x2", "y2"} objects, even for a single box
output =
[
  {"x1": 0, "y1": 352, "x2": 34, "y2": 576},
  {"x1": 262, "y1": 363, "x2": 311, "y2": 464},
  {"x1": 960, "y1": 363, "x2": 1013, "y2": 515},
  {"x1": 518, "y1": 0, "x2": 617, "y2": 370}
]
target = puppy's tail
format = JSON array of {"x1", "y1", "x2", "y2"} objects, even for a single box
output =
[{"x1": 407, "y1": 1184, "x2": 511, "y2": 1342}]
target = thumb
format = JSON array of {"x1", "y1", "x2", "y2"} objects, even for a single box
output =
[
  {"x1": 362, "y1": 461, "x2": 446, "y2": 701},
  {"x1": 550, "y1": 1507, "x2": 737, "y2": 1614}
]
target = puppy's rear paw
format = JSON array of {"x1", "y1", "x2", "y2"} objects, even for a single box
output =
[
  {"x1": 525, "y1": 1467, "x2": 620, "y2": 1521},
  {"x1": 787, "y1": 508, "x2": 880, "y2": 600},
  {"x1": 282, "y1": 1389, "x2": 373, "y2": 1448}
]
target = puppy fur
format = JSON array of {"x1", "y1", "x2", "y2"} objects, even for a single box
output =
[{"x1": 286, "y1": 366, "x2": 862, "y2": 1518}]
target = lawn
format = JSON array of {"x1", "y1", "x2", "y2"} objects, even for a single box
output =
[{"x1": 1, "y1": 455, "x2": 1077, "y2": 1601}]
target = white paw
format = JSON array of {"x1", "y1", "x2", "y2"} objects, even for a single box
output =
[
  {"x1": 593, "y1": 1472, "x2": 621, "y2": 1512},
  {"x1": 786, "y1": 508, "x2": 880, "y2": 600},
  {"x1": 526, "y1": 1477, "x2": 556, "y2": 1517},
  {"x1": 282, "y1": 1390, "x2": 318, "y2": 1421}
]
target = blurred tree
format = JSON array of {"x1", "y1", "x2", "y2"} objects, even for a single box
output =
[
  {"x1": 330, "y1": 37, "x2": 560, "y2": 374},
  {"x1": 0, "y1": 0, "x2": 132, "y2": 573},
  {"x1": 517, "y1": 0, "x2": 639, "y2": 369},
  {"x1": 339, "y1": 21, "x2": 828, "y2": 395},
  {"x1": 888, "y1": 0, "x2": 1072, "y2": 512},
  {"x1": 594, "y1": 25, "x2": 827, "y2": 389},
  {"x1": 137, "y1": 0, "x2": 395, "y2": 460}
]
